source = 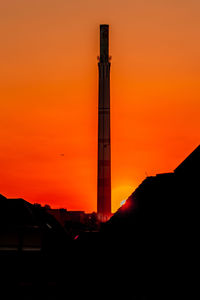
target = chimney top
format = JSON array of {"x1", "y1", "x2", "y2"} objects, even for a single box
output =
[{"x1": 100, "y1": 24, "x2": 109, "y2": 62}]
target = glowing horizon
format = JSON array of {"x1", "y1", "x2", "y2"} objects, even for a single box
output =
[{"x1": 0, "y1": 1, "x2": 200, "y2": 213}]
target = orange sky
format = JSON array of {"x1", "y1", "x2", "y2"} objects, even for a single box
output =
[{"x1": 0, "y1": 0, "x2": 200, "y2": 213}]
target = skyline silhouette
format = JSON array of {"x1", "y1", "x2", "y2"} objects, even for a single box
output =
[
  {"x1": 1, "y1": 142, "x2": 198, "y2": 299},
  {"x1": 0, "y1": 2, "x2": 199, "y2": 296}
]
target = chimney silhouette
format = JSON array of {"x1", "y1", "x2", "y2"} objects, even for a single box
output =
[{"x1": 97, "y1": 25, "x2": 111, "y2": 221}]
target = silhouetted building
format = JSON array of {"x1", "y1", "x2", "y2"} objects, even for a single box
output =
[
  {"x1": 0, "y1": 196, "x2": 70, "y2": 253},
  {"x1": 43, "y1": 206, "x2": 99, "y2": 239},
  {"x1": 97, "y1": 24, "x2": 112, "y2": 222},
  {"x1": 174, "y1": 144, "x2": 200, "y2": 179},
  {"x1": 102, "y1": 144, "x2": 200, "y2": 249},
  {"x1": 44, "y1": 207, "x2": 97, "y2": 226},
  {"x1": 94, "y1": 144, "x2": 200, "y2": 298},
  {"x1": 44, "y1": 206, "x2": 68, "y2": 226}
]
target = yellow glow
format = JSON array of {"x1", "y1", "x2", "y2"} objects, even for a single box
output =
[{"x1": 112, "y1": 185, "x2": 133, "y2": 213}]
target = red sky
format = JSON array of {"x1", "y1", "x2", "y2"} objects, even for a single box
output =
[{"x1": 0, "y1": 0, "x2": 200, "y2": 212}]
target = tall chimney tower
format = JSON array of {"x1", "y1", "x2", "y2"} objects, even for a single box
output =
[{"x1": 97, "y1": 24, "x2": 111, "y2": 221}]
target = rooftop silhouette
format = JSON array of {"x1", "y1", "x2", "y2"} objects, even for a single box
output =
[
  {"x1": 0, "y1": 195, "x2": 70, "y2": 253},
  {"x1": 101, "y1": 144, "x2": 200, "y2": 246},
  {"x1": 1, "y1": 144, "x2": 199, "y2": 299}
]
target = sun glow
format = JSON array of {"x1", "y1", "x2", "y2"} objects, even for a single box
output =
[
  {"x1": 120, "y1": 199, "x2": 127, "y2": 207},
  {"x1": 112, "y1": 185, "x2": 134, "y2": 213}
]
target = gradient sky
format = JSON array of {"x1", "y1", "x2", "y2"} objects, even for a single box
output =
[{"x1": 0, "y1": 0, "x2": 200, "y2": 212}]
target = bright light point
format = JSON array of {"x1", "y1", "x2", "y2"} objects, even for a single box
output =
[
  {"x1": 112, "y1": 185, "x2": 134, "y2": 213},
  {"x1": 120, "y1": 199, "x2": 127, "y2": 207}
]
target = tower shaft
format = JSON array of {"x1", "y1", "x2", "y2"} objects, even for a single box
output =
[{"x1": 97, "y1": 25, "x2": 111, "y2": 221}]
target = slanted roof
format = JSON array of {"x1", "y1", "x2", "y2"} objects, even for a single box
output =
[{"x1": 174, "y1": 144, "x2": 200, "y2": 176}]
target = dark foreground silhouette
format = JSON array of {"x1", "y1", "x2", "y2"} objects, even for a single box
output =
[{"x1": 1, "y1": 145, "x2": 199, "y2": 299}]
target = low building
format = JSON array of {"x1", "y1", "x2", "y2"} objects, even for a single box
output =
[{"x1": 0, "y1": 196, "x2": 70, "y2": 253}]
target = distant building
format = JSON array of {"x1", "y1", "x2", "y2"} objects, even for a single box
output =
[
  {"x1": 44, "y1": 206, "x2": 68, "y2": 227},
  {"x1": 45, "y1": 207, "x2": 97, "y2": 225},
  {"x1": 43, "y1": 207, "x2": 99, "y2": 239}
]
